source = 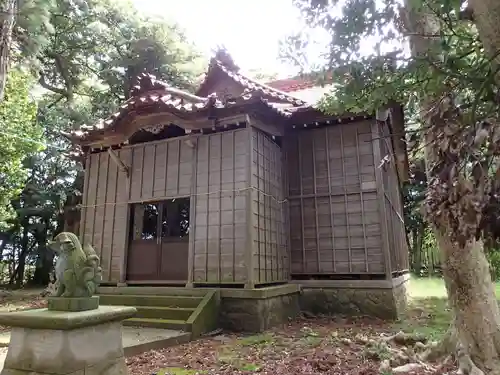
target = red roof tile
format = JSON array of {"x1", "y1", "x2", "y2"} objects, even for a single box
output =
[
  {"x1": 265, "y1": 77, "x2": 317, "y2": 92},
  {"x1": 265, "y1": 72, "x2": 334, "y2": 93}
]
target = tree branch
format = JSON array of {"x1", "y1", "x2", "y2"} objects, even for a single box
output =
[{"x1": 38, "y1": 72, "x2": 68, "y2": 97}]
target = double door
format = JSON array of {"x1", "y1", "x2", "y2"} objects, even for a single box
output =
[{"x1": 126, "y1": 198, "x2": 190, "y2": 282}]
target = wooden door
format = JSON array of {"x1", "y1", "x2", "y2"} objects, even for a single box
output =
[
  {"x1": 159, "y1": 199, "x2": 190, "y2": 281},
  {"x1": 126, "y1": 202, "x2": 161, "y2": 281},
  {"x1": 126, "y1": 199, "x2": 190, "y2": 282}
]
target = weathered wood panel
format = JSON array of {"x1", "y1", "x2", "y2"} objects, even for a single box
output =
[
  {"x1": 376, "y1": 121, "x2": 409, "y2": 273},
  {"x1": 286, "y1": 120, "x2": 385, "y2": 276},
  {"x1": 193, "y1": 129, "x2": 249, "y2": 284},
  {"x1": 250, "y1": 128, "x2": 287, "y2": 284},
  {"x1": 80, "y1": 148, "x2": 131, "y2": 283},
  {"x1": 111, "y1": 148, "x2": 132, "y2": 282},
  {"x1": 80, "y1": 128, "x2": 261, "y2": 284},
  {"x1": 129, "y1": 139, "x2": 192, "y2": 202}
]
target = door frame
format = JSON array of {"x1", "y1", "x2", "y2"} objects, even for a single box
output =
[{"x1": 125, "y1": 198, "x2": 190, "y2": 283}]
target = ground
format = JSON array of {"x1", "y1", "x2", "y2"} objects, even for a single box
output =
[{"x1": 0, "y1": 279, "x2": 493, "y2": 375}]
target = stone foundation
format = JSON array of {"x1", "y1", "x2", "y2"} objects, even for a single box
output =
[
  {"x1": 219, "y1": 285, "x2": 300, "y2": 332},
  {"x1": 298, "y1": 276, "x2": 408, "y2": 320}
]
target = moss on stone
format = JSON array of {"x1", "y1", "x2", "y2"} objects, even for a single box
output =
[
  {"x1": 299, "y1": 283, "x2": 408, "y2": 320},
  {"x1": 48, "y1": 296, "x2": 99, "y2": 312},
  {"x1": 219, "y1": 292, "x2": 300, "y2": 332}
]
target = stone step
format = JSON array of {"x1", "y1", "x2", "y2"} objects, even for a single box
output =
[
  {"x1": 135, "y1": 306, "x2": 195, "y2": 321},
  {"x1": 98, "y1": 294, "x2": 203, "y2": 308},
  {"x1": 123, "y1": 318, "x2": 189, "y2": 331},
  {"x1": 98, "y1": 286, "x2": 210, "y2": 297}
]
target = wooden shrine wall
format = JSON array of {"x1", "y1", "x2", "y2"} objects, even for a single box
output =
[
  {"x1": 191, "y1": 129, "x2": 249, "y2": 284},
  {"x1": 249, "y1": 128, "x2": 288, "y2": 284},
  {"x1": 285, "y1": 120, "x2": 386, "y2": 276},
  {"x1": 80, "y1": 147, "x2": 132, "y2": 282},
  {"x1": 375, "y1": 121, "x2": 409, "y2": 274},
  {"x1": 80, "y1": 128, "x2": 251, "y2": 284}
]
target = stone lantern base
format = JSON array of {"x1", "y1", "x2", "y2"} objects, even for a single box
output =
[{"x1": 0, "y1": 305, "x2": 137, "y2": 375}]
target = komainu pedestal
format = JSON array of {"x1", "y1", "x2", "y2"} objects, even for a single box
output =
[
  {"x1": 0, "y1": 232, "x2": 136, "y2": 375},
  {"x1": 0, "y1": 305, "x2": 137, "y2": 375}
]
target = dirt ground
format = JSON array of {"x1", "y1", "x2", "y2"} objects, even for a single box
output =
[
  {"x1": 0, "y1": 283, "x2": 455, "y2": 375},
  {"x1": 126, "y1": 293, "x2": 455, "y2": 375}
]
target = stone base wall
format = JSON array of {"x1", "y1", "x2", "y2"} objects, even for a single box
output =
[
  {"x1": 219, "y1": 292, "x2": 300, "y2": 332},
  {"x1": 299, "y1": 280, "x2": 408, "y2": 320}
]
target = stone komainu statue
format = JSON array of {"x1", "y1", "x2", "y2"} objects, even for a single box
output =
[{"x1": 48, "y1": 232, "x2": 102, "y2": 298}]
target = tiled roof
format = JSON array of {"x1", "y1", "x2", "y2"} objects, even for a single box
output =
[
  {"x1": 196, "y1": 49, "x2": 307, "y2": 106},
  {"x1": 265, "y1": 77, "x2": 317, "y2": 92},
  {"x1": 68, "y1": 72, "x2": 307, "y2": 142},
  {"x1": 265, "y1": 73, "x2": 334, "y2": 93}
]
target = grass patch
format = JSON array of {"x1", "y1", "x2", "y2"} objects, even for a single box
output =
[
  {"x1": 217, "y1": 347, "x2": 239, "y2": 365},
  {"x1": 238, "y1": 333, "x2": 275, "y2": 347},
  {"x1": 362, "y1": 341, "x2": 392, "y2": 361},
  {"x1": 238, "y1": 363, "x2": 261, "y2": 372},
  {"x1": 300, "y1": 336, "x2": 323, "y2": 347},
  {"x1": 157, "y1": 368, "x2": 206, "y2": 375},
  {"x1": 395, "y1": 277, "x2": 459, "y2": 341}
]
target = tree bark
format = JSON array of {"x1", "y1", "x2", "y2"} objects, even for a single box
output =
[
  {"x1": 412, "y1": 222, "x2": 425, "y2": 275},
  {"x1": 437, "y1": 234, "x2": 500, "y2": 374},
  {"x1": 468, "y1": 0, "x2": 500, "y2": 71},
  {"x1": 0, "y1": 0, "x2": 16, "y2": 102},
  {"x1": 404, "y1": 1, "x2": 500, "y2": 374}
]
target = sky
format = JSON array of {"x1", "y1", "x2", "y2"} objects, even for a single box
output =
[{"x1": 130, "y1": 0, "x2": 307, "y2": 78}]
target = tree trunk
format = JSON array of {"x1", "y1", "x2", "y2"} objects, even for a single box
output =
[
  {"x1": 404, "y1": 1, "x2": 500, "y2": 373},
  {"x1": 468, "y1": 0, "x2": 500, "y2": 71},
  {"x1": 412, "y1": 223, "x2": 425, "y2": 275},
  {"x1": 31, "y1": 219, "x2": 54, "y2": 286},
  {"x1": 31, "y1": 247, "x2": 54, "y2": 286},
  {"x1": 437, "y1": 234, "x2": 500, "y2": 374},
  {"x1": 0, "y1": 0, "x2": 16, "y2": 102},
  {"x1": 13, "y1": 224, "x2": 29, "y2": 287}
]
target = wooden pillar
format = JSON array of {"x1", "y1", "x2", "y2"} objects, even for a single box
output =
[
  {"x1": 371, "y1": 121, "x2": 392, "y2": 280},
  {"x1": 186, "y1": 136, "x2": 198, "y2": 288},
  {"x1": 245, "y1": 125, "x2": 255, "y2": 288},
  {"x1": 119, "y1": 149, "x2": 133, "y2": 284}
]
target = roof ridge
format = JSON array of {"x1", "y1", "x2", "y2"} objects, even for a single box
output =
[{"x1": 214, "y1": 60, "x2": 307, "y2": 105}]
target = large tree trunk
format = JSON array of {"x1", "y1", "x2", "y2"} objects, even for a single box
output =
[
  {"x1": 404, "y1": 1, "x2": 500, "y2": 374},
  {"x1": 468, "y1": 0, "x2": 500, "y2": 70},
  {"x1": 437, "y1": 234, "x2": 500, "y2": 374},
  {"x1": 411, "y1": 224, "x2": 425, "y2": 275},
  {"x1": 0, "y1": 0, "x2": 16, "y2": 102}
]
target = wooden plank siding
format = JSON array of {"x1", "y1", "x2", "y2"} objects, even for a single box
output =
[
  {"x1": 285, "y1": 120, "x2": 386, "y2": 276},
  {"x1": 192, "y1": 129, "x2": 249, "y2": 284},
  {"x1": 376, "y1": 121, "x2": 409, "y2": 274},
  {"x1": 80, "y1": 129, "x2": 252, "y2": 284},
  {"x1": 79, "y1": 120, "x2": 407, "y2": 284},
  {"x1": 250, "y1": 128, "x2": 288, "y2": 284}
]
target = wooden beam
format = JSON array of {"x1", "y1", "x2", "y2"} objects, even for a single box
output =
[
  {"x1": 249, "y1": 116, "x2": 284, "y2": 137},
  {"x1": 107, "y1": 148, "x2": 130, "y2": 178}
]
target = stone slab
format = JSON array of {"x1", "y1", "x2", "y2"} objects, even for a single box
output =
[
  {"x1": 0, "y1": 305, "x2": 136, "y2": 330},
  {"x1": 122, "y1": 327, "x2": 191, "y2": 357},
  {"x1": 48, "y1": 296, "x2": 100, "y2": 312}
]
